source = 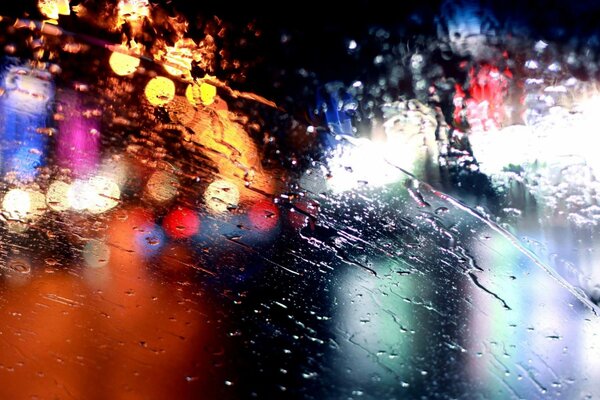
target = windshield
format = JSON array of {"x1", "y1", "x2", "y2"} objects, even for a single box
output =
[{"x1": 0, "y1": 1, "x2": 599, "y2": 398}]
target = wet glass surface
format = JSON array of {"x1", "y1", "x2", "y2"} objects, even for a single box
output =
[{"x1": 1, "y1": 1, "x2": 600, "y2": 398}]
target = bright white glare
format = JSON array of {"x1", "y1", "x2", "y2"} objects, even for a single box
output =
[
  {"x1": 2, "y1": 189, "x2": 31, "y2": 221},
  {"x1": 2, "y1": 189, "x2": 46, "y2": 222},
  {"x1": 67, "y1": 176, "x2": 120, "y2": 213},
  {"x1": 325, "y1": 101, "x2": 438, "y2": 193},
  {"x1": 525, "y1": 60, "x2": 539, "y2": 69},
  {"x1": 470, "y1": 95, "x2": 600, "y2": 178},
  {"x1": 326, "y1": 138, "x2": 404, "y2": 193}
]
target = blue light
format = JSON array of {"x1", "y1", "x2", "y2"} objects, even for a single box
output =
[
  {"x1": 316, "y1": 82, "x2": 356, "y2": 150},
  {"x1": 134, "y1": 223, "x2": 166, "y2": 258},
  {"x1": 0, "y1": 59, "x2": 53, "y2": 182}
]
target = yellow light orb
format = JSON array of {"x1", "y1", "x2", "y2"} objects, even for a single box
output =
[
  {"x1": 109, "y1": 49, "x2": 140, "y2": 76},
  {"x1": 185, "y1": 83, "x2": 198, "y2": 106},
  {"x1": 144, "y1": 76, "x2": 175, "y2": 106},
  {"x1": 199, "y1": 81, "x2": 217, "y2": 106},
  {"x1": 38, "y1": 1, "x2": 58, "y2": 19},
  {"x1": 204, "y1": 179, "x2": 240, "y2": 214},
  {"x1": 46, "y1": 180, "x2": 71, "y2": 211},
  {"x1": 146, "y1": 170, "x2": 179, "y2": 203}
]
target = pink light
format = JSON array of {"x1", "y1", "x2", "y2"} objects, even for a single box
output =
[{"x1": 57, "y1": 90, "x2": 101, "y2": 178}]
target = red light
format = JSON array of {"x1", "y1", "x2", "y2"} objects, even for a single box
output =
[
  {"x1": 453, "y1": 65, "x2": 510, "y2": 131},
  {"x1": 248, "y1": 200, "x2": 280, "y2": 231},
  {"x1": 288, "y1": 199, "x2": 319, "y2": 229},
  {"x1": 163, "y1": 206, "x2": 200, "y2": 239}
]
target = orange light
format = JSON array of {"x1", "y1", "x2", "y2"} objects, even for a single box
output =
[
  {"x1": 145, "y1": 76, "x2": 175, "y2": 106},
  {"x1": 116, "y1": 0, "x2": 150, "y2": 25},
  {"x1": 38, "y1": 0, "x2": 70, "y2": 20},
  {"x1": 160, "y1": 38, "x2": 197, "y2": 79},
  {"x1": 199, "y1": 81, "x2": 217, "y2": 106}
]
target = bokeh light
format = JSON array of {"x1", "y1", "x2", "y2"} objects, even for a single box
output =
[
  {"x1": 134, "y1": 223, "x2": 166, "y2": 258},
  {"x1": 204, "y1": 179, "x2": 240, "y2": 214},
  {"x1": 37, "y1": 0, "x2": 70, "y2": 20},
  {"x1": 109, "y1": 47, "x2": 140, "y2": 76},
  {"x1": 2, "y1": 188, "x2": 46, "y2": 223},
  {"x1": 146, "y1": 170, "x2": 179, "y2": 204},
  {"x1": 67, "y1": 176, "x2": 120, "y2": 213},
  {"x1": 144, "y1": 76, "x2": 175, "y2": 106},
  {"x1": 163, "y1": 206, "x2": 200, "y2": 239}
]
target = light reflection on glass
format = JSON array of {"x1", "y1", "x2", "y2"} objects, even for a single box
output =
[
  {"x1": 0, "y1": 61, "x2": 53, "y2": 183},
  {"x1": 56, "y1": 90, "x2": 101, "y2": 178}
]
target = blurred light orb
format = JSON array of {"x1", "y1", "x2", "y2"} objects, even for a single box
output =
[
  {"x1": 146, "y1": 170, "x2": 179, "y2": 203},
  {"x1": 109, "y1": 49, "x2": 140, "y2": 76},
  {"x1": 134, "y1": 223, "x2": 165, "y2": 257},
  {"x1": 144, "y1": 76, "x2": 175, "y2": 106},
  {"x1": 163, "y1": 207, "x2": 200, "y2": 239},
  {"x1": 185, "y1": 80, "x2": 217, "y2": 106},
  {"x1": 2, "y1": 189, "x2": 46, "y2": 222},
  {"x1": 204, "y1": 179, "x2": 240, "y2": 214},
  {"x1": 199, "y1": 81, "x2": 217, "y2": 105},
  {"x1": 45, "y1": 180, "x2": 71, "y2": 211},
  {"x1": 87, "y1": 176, "x2": 120, "y2": 214},
  {"x1": 248, "y1": 200, "x2": 280, "y2": 231},
  {"x1": 67, "y1": 176, "x2": 120, "y2": 213}
]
